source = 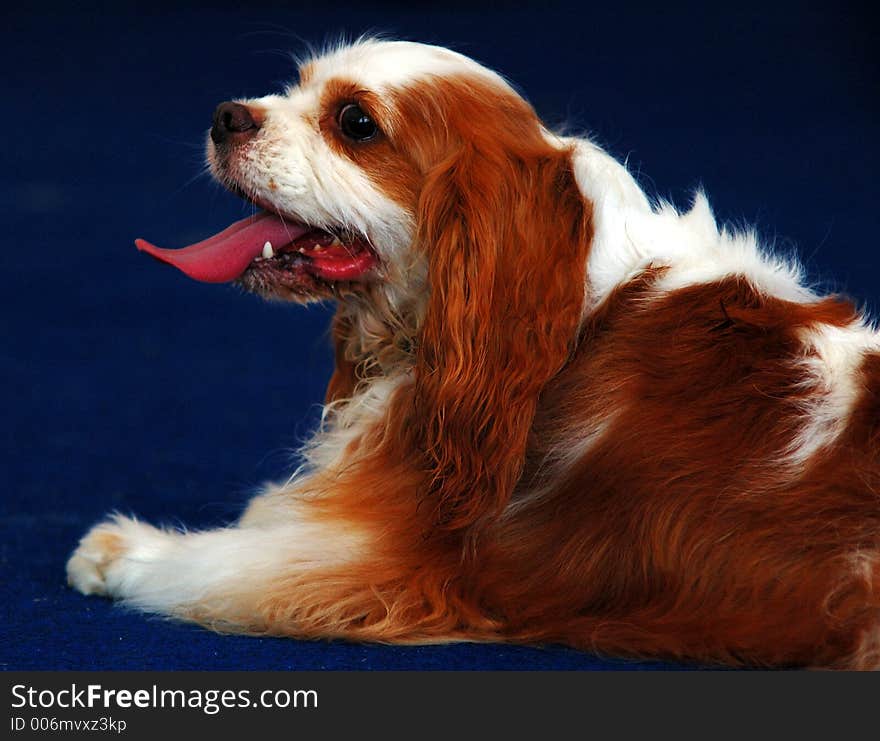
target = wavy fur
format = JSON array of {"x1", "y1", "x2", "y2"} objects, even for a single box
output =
[{"x1": 68, "y1": 39, "x2": 880, "y2": 669}]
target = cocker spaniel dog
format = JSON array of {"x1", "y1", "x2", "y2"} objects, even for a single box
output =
[{"x1": 67, "y1": 39, "x2": 880, "y2": 669}]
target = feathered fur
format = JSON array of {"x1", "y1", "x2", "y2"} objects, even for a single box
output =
[{"x1": 68, "y1": 39, "x2": 880, "y2": 669}]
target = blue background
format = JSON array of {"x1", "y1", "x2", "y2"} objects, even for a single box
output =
[{"x1": 2, "y1": 1, "x2": 876, "y2": 670}]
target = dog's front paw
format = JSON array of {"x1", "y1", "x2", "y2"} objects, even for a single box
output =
[{"x1": 66, "y1": 515, "x2": 166, "y2": 598}]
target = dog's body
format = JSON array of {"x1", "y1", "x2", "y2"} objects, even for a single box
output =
[{"x1": 68, "y1": 40, "x2": 880, "y2": 668}]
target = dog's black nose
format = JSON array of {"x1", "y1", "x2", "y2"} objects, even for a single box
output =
[{"x1": 211, "y1": 102, "x2": 260, "y2": 145}]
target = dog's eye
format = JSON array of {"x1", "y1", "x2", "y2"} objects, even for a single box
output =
[{"x1": 338, "y1": 104, "x2": 378, "y2": 142}]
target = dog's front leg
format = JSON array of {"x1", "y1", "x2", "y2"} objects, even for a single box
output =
[{"x1": 65, "y1": 512, "x2": 368, "y2": 633}]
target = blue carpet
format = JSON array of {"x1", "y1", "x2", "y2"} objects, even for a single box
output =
[{"x1": 2, "y1": 1, "x2": 876, "y2": 670}]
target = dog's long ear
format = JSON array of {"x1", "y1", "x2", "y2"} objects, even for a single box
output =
[{"x1": 412, "y1": 139, "x2": 592, "y2": 531}]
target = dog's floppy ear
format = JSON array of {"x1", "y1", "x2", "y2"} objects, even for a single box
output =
[{"x1": 412, "y1": 139, "x2": 592, "y2": 531}]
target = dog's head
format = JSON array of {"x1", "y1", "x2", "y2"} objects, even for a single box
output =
[
  {"x1": 138, "y1": 40, "x2": 586, "y2": 303},
  {"x1": 138, "y1": 39, "x2": 594, "y2": 528}
]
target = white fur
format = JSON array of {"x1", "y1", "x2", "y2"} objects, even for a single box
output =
[
  {"x1": 67, "y1": 513, "x2": 365, "y2": 617},
  {"x1": 68, "y1": 374, "x2": 412, "y2": 613},
  {"x1": 307, "y1": 374, "x2": 409, "y2": 472},
  {"x1": 786, "y1": 322, "x2": 880, "y2": 466},
  {"x1": 208, "y1": 89, "x2": 412, "y2": 264},
  {"x1": 300, "y1": 39, "x2": 515, "y2": 99},
  {"x1": 563, "y1": 137, "x2": 813, "y2": 312},
  {"x1": 68, "y1": 39, "x2": 878, "y2": 635},
  {"x1": 209, "y1": 40, "x2": 512, "y2": 271},
  {"x1": 561, "y1": 133, "x2": 871, "y2": 476}
]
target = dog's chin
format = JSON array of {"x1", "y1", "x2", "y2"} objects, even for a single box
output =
[
  {"x1": 235, "y1": 249, "x2": 371, "y2": 303},
  {"x1": 235, "y1": 258, "x2": 329, "y2": 302}
]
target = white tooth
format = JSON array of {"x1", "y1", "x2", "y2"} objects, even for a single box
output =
[
  {"x1": 331, "y1": 236, "x2": 341, "y2": 246},
  {"x1": 298, "y1": 247, "x2": 306, "y2": 253},
  {"x1": 262, "y1": 241, "x2": 274, "y2": 259}
]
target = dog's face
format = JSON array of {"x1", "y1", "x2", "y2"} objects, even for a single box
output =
[{"x1": 200, "y1": 40, "x2": 538, "y2": 303}]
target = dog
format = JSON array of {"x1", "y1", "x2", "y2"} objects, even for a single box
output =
[{"x1": 67, "y1": 39, "x2": 880, "y2": 669}]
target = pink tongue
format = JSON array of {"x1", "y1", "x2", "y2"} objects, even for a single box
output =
[{"x1": 135, "y1": 212, "x2": 309, "y2": 283}]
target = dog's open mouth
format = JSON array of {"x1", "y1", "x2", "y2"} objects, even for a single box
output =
[{"x1": 135, "y1": 211, "x2": 378, "y2": 287}]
